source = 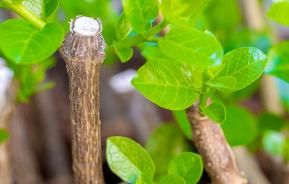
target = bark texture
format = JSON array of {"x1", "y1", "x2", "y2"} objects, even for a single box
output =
[
  {"x1": 60, "y1": 16, "x2": 105, "y2": 184},
  {"x1": 187, "y1": 107, "x2": 246, "y2": 184}
]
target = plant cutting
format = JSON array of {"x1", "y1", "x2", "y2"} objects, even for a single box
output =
[
  {"x1": 1, "y1": 0, "x2": 289, "y2": 183},
  {"x1": 60, "y1": 16, "x2": 106, "y2": 184}
]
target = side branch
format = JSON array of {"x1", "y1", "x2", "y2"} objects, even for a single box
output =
[{"x1": 187, "y1": 107, "x2": 246, "y2": 184}]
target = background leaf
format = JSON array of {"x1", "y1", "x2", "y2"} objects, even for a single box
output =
[
  {"x1": 43, "y1": 0, "x2": 59, "y2": 18},
  {"x1": 207, "y1": 47, "x2": 267, "y2": 93},
  {"x1": 146, "y1": 124, "x2": 190, "y2": 178},
  {"x1": 161, "y1": 0, "x2": 210, "y2": 21},
  {"x1": 106, "y1": 136, "x2": 155, "y2": 184},
  {"x1": 158, "y1": 174, "x2": 186, "y2": 184},
  {"x1": 201, "y1": 102, "x2": 226, "y2": 123},
  {"x1": 168, "y1": 152, "x2": 203, "y2": 184},
  {"x1": 267, "y1": 0, "x2": 289, "y2": 26},
  {"x1": 122, "y1": 0, "x2": 159, "y2": 34},
  {"x1": 159, "y1": 24, "x2": 223, "y2": 68},
  {"x1": 0, "y1": 19, "x2": 64, "y2": 64},
  {"x1": 221, "y1": 106, "x2": 257, "y2": 146},
  {"x1": 132, "y1": 58, "x2": 203, "y2": 110},
  {"x1": 262, "y1": 131, "x2": 286, "y2": 157},
  {"x1": 0, "y1": 129, "x2": 9, "y2": 144},
  {"x1": 265, "y1": 41, "x2": 289, "y2": 83},
  {"x1": 173, "y1": 110, "x2": 192, "y2": 140}
]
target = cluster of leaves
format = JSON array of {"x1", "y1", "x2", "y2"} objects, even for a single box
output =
[
  {"x1": 0, "y1": 0, "x2": 63, "y2": 101},
  {"x1": 106, "y1": 126, "x2": 203, "y2": 184}
]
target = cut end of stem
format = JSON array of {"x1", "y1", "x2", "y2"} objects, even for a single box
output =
[
  {"x1": 61, "y1": 16, "x2": 106, "y2": 63},
  {"x1": 70, "y1": 16, "x2": 102, "y2": 36}
]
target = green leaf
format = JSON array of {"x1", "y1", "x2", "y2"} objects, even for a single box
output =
[
  {"x1": 114, "y1": 43, "x2": 134, "y2": 63},
  {"x1": 0, "y1": 129, "x2": 9, "y2": 144},
  {"x1": 159, "y1": 24, "x2": 223, "y2": 68},
  {"x1": 207, "y1": 47, "x2": 267, "y2": 93},
  {"x1": 201, "y1": 102, "x2": 226, "y2": 123},
  {"x1": 0, "y1": 19, "x2": 64, "y2": 64},
  {"x1": 258, "y1": 113, "x2": 284, "y2": 133},
  {"x1": 168, "y1": 152, "x2": 203, "y2": 184},
  {"x1": 22, "y1": 0, "x2": 43, "y2": 18},
  {"x1": 265, "y1": 41, "x2": 289, "y2": 83},
  {"x1": 221, "y1": 106, "x2": 257, "y2": 146},
  {"x1": 122, "y1": 0, "x2": 159, "y2": 34},
  {"x1": 267, "y1": 0, "x2": 289, "y2": 26},
  {"x1": 158, "y1": 174, "x2": 186, "y2": 184},
  {"x1": 263, "y1": 131, "x2": 285, "y2": 156},
  {"x1": 173, "y1": 110, "x2": 192, "y2": 140},
  {"x1": 8, "y1": 57, "x2": 56, "y2": 102},
  {"x1": 43, "y1": 0, "x2": 59, "y2": 18},
  {"x1": 116, "y1": 14, "x2": 132, "y2": 40},
  {"x1": 161, "y1": 0, "x2": 210, "y2": 21},
  {"x1": 106, "y1": 136, "x2": 155, "y2": 184},
  {"x1": 0, "y1": 2, "x2": 5, "y2": 7},
  {"x1": 132, "y1": 58, "x2": 203, "y2": 110},
  {"x1": 146, "y1": 124, "x2": 190, "y2": 178}
]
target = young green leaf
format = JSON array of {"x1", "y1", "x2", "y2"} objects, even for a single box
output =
[
  {"x1": 207, "y1": 47, "x2": 267, "y2": 93},
  {"x1": 106, "y1": 136, "x2": 155, "y2": 184},
  {"x1": 0, "y1": 19, "x2": 64, "y2": 64},
  {"x1": 159, "y1": 24, "x2": 223, "y2": 68},
  {"x1": 43, "y1": 0, "x2": 60, "y2": 18},
  {"x1": 122, "y1": 0, "x2": 159, "y2": 34},
  {"x1": 132, "y1": 58, "x2": 203, "y2": 110},
  {"x1": 267, "y1": 0, "x2": 289, "y2": 26},
  {"x1": 116, "y1": 14, "x2": 132, "y2": 40},
  {"x1": 265, "y1": 41, "x2": 289, "y2": 83},
  {"x1": 168, "y1": 152, "x2": 203, "y2": 184},
  {"x1": 146, "y1": 124, "x2": 190, "y2": 178},
  {"x1": 158, "y1": 174, "x2": 186, "y2": 184},
  {"x1": 161, "y1": 0, "x2": 210, "y2": 21},
  {"x1": 201, "y1": 102, "x2": 226, "y2": 123},
  {"x1": 0, "y1": 129, "x2": 9, "y2": 144},
  {"x1": 221, "y1": 106, "x2": 257, "y2": 146},
  {"x1": 173, "y1": 110, "x2": 192, "y2": 140},
  {"x1": 113, "y1": 43, "x2": 133, "y2": 63}
]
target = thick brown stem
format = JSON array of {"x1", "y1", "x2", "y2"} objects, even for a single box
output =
[
  {"x1": 60, "y1": 16, "x2": 105, "y2": 184},
  {"x1": 187, "y1": 107, "x2": 246, "y2": 184}
]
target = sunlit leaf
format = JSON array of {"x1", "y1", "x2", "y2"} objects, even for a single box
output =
[
  {"x1": 207, "y1": 47, "x2": 267, "y2": 93},
  {"x1": 132, "y1": 58, "x2": 203, "y2": 110},
  {"x1": 0, "y1": 19, "x2": 64, "y2": 64},
  {"x1": 159, "y1": 24, "x2": 223, "y2": 68},
  {"x1": 161, "y1": 0, "x2": 210, "y2": 21},
  {"x1": 122, "y1": 0, "x2": 159, "y2": 34}
]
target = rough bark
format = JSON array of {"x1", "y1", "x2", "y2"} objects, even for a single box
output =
[
  {"x1": 187, "y1": 106, "x2": 246, "y2": 184},
  {"x1": 60, "y1": 16, "x2": 105, "y2": 184}
]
